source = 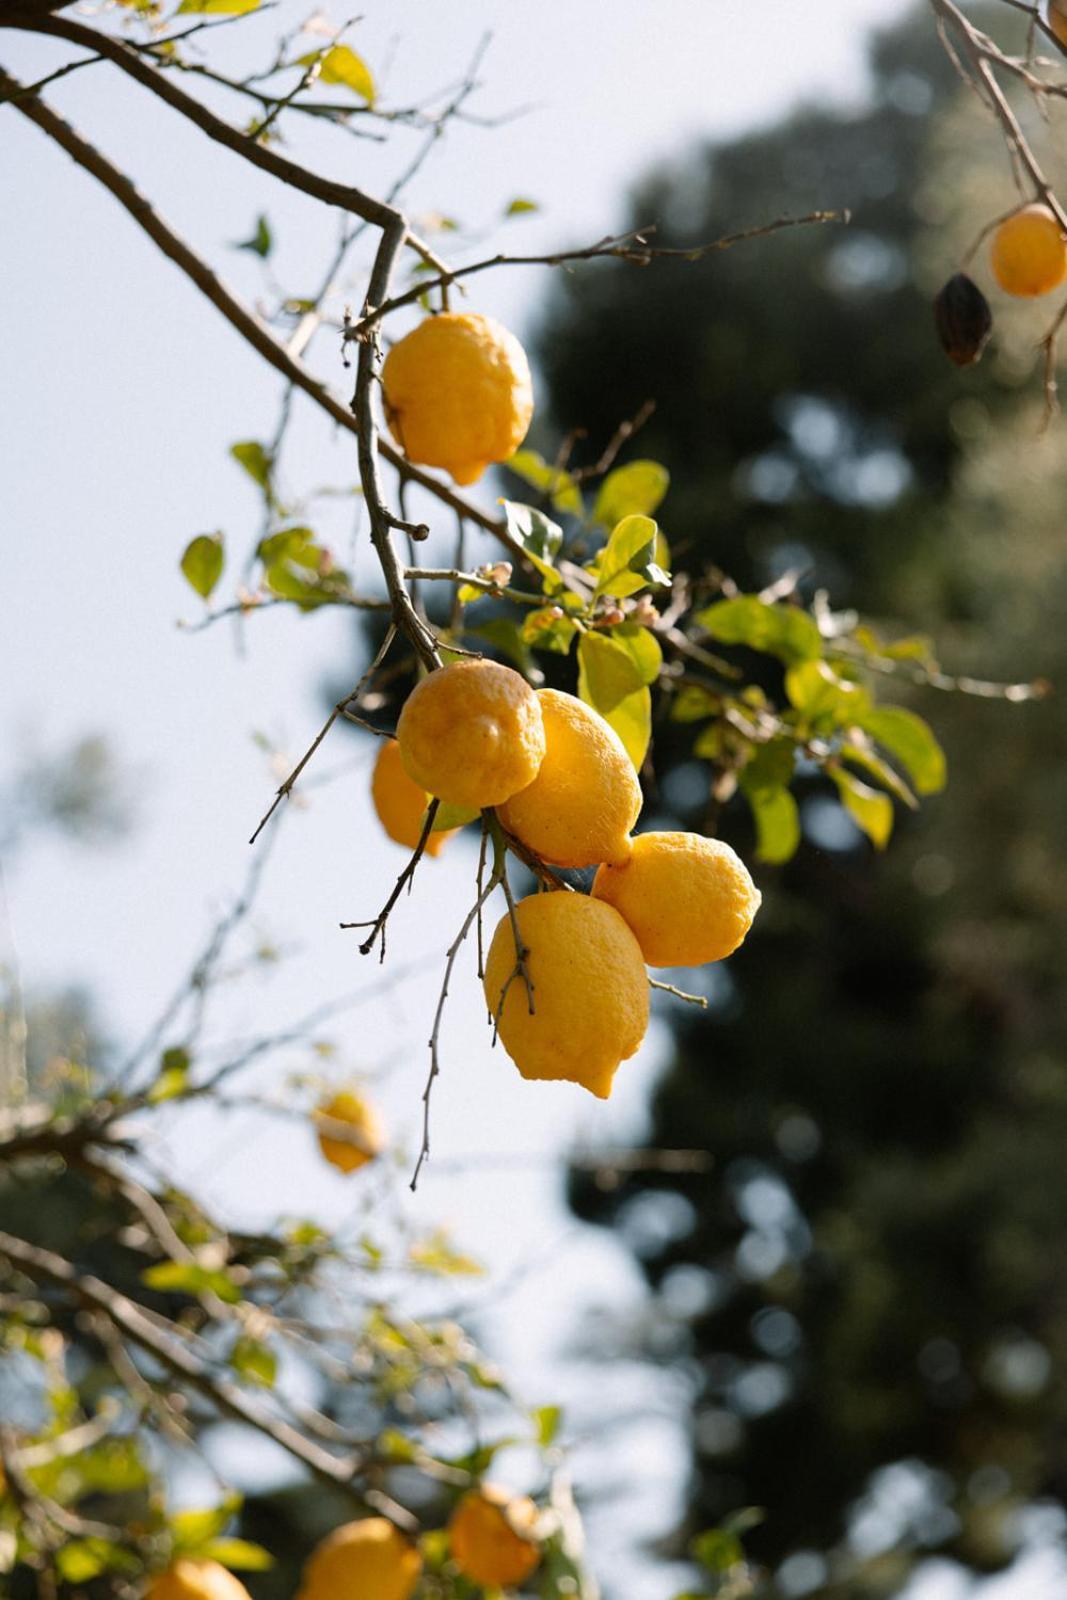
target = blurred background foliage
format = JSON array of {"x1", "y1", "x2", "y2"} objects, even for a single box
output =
[{"x1": 535, "y1": 4, "x2": 1067, "y2": 1596}]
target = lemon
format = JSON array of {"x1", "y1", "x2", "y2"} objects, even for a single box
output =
[
  {"x1": 448, "y1": 1485, "x2": 541, "y2": 1590},
  {"x1": 593, "y1": 831, "x2": 760, "y2": 968},
  {"x1": 990, "y1": 204, "x2": 1067, "y2": 297},
  {"x1": 147, "y1": 1561, "x2": 251, "y2": 1600},
  {"x1": 482, "y1": 891, "x2": 648, "y2": 1099},
  {"x1": 315, "y1": 1090, "x2": 385, "y2": 1174},
  {"x1": 297, "y1": 1518, "x2": 422, "y2": 1600},
  {"x1": 371, "y1": 738, "x2": 455, "y2": 856},
  {"x1": 397, "y1": 659, "x2": 545, "y2": 810},
  {"x1": 382, "y1": 312, "x2": 534, "y2": 486},
  {"x1": 1051, "y1": 0, "x2": 1067, "y2": 49},
  {"x1": 497, "y1": 689, "x2": 642, "y2": 868}
]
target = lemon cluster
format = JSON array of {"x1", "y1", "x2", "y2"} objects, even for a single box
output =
[
  {"x1": 385, "y1": 660, "x2": 760, "y2": 1101},
  {"x1": 149, "y1": 1486, "x2": 542, "y2": 1598}
]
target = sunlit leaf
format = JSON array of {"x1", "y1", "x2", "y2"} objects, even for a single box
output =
[
  {"x1": 785, "y1": 659, "x2": 869, "y2": 724},
  {"x1": 578, "y1": 633, "x2": 651, "y2": 769},
  {"x1": 180, "y1": 533, "x2": 224, "y2": 601},
  {"x1": 830, "y1": 766, "x2": 894, "y2": 849},
  {"x1": 170, "y1": 1496, "x2": 242, "y2": 1553},
  {"x1": 592, "y1": 514, "x2": 668, "y2": 598},
  {"x1": 671, "y1": 683, "x2": 720, "y2": 723},
  {"x1": 501, "y1": 501, "x2": 564, "y2": 589},
  {"x1": 148, "y1": 1046, "x2": 191, "y2": 1104},
  {"x1": 177, "y1": 0, "x2": 260, "y2": 14},
  {"x1": 422, "y1": 799, "x2": 480, "y2": 833},
  {"x1": 533, "y1": 1404, "x2": 562, "y2": 1447},
  {"x1": 610, "y1": 622, "x2": 662, "y2": 685},
  {"x1": 230, "y1": 1336, "x2": 277, "y2": 1389},
  {"x1": 142, "y1": 1261, "x2": 241, "y2": 1304},
  {"x1": 592, "y1": 460, "x2": 669, "y2": 529},
  {"x1": 310, "y1": 44, "x2": 375, "y2": 101},
  {"x1": 691, "y1": 1528, "x2": 744, "y2": 1573},
  {"x1": 698, "y1": 595, "x2": 822, "y2": 665},
  {"x1": 522, "y1": 607, "x2": 578, "y2": 654},
  {"x1": 839, "y1": 742, "x2": 917, "y2": 809},
  {"x1": 505, "y1": 197, "x2": 539, "y2": 216},
  {"x1": 740, "y1": 779, "x2": 800, "y2": 864},
  {"x1": 857, "y1": 706, "x2": 946, "y2": 795},
  {"x1": 230, "y1": 439, "x2": 272, "y2": 491},
  {"x1": 409, "y1": 1229, "x2": 482, "y2": 1275},
  {"x1": 505, "y1": 450, "x2": 583, "y2": 516},
  {"x1": 200, "y1": 1539, "x2": 274, "y2": 1571}
]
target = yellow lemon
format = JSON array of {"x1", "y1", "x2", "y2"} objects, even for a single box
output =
[
  {"x1": 497, "y1": 689, "x2": 641, "y2": 868},
  {"x1": 397, "y1": 659, "x2": 545, "y2": 810},
  {"x1": 382, "y1": 312, "x2": 534, "y2": 486},
  {"x1": 315, "y1": 1090, "x2": 385, "y2": 1174},
  {"x1": 593, "y1": 831, "x2": 760, "y2": 967},
  {"x1": 482, "y1": 891, "x2": 648, "y2": 1099},
  {"x1": 371, "y1": 738, "x2": 456, "y2": 856},
  {"x1": 297, "y1": 1518, "x2": 422, "y2": 1600},
  {"x1": 147, "y1": 1561, "x2": 251, "y2": 1600},
  {"x1": 990, "y1": 204, "x2": 1067, "y2": 297},
  {"x1": 448, "y1": 1485, "x2": 541, "y2": 1590}
]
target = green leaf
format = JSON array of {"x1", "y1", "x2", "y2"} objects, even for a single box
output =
[
  {"x1": 592, "y1": 514, "x2": 667, "y2": 598},
  {"x1": 148, "y1": 1046, "x2": 191, "y2": 1104},
  {"x1": 311, "y1": 44, "x2": 375, "y2": 101},
  {"x1": 691, "y1": 1528, "x2": 744, "y2": 1573},
  {"x1": 177, "y1": 0, "x2": 260, "y2": 13},
  {"x1": 465, "y1": 617, "x2": 535, "y2": 676},
  {"x1": 578, "y1": 634, "x2": 651, "y2": 769},
  {"x1": 857, "y1": 706, "x2": 946, "y2": 795},
  {"x1": 234, "y1": 213, "x2": 272, "y2": 259},
  {"x1": 180, "y1": 533, "x2": 224, "y2": 601},
  {"x1": 533, "y1": 1404, "x2": 562, "y2": 1447},
  {"x1": 744, "y1": 783, "x2": 800, "y2": 864},
  {"x1": 610, "y1": 623, "x2": 662, "y2": 685},
  {"x1": 697, "y1": 595, "x2": 822, "y2": 665},
  {"x1": 505, "y1": 197, "x2": 539, "y2": 216},
  {"x1": 501, "y1": 501, "x2": 564, "y2": 589},
  {"x1": 577, "y1": 631, "x2": 644, "y2": 712},
  {"x1": 671, "y1": 683, "x2": 720, "y2": 723},
  {"x1": 505, "y1": 450, "x2": 583, "y2": 516},
  {"x1": 377, "y1": 1428, "x2": 419, "y2": 1463},
  {"x1": 200, "y1": 1539, "x2": 274, "y2": 1571},
  {"x1": 409, "y1": 1229, "x2": 482, "y2": 1276},
  {"x1": 839, "y1": 742, "x2": 917, "y2": 809},
  {"x1": 142, "y1": 1261, "x2": 241, "y2": 1304},
  {"x1": 230, "y1": 439, "x2": 272, "y2": 491},
  {"x1": 830, "y1": 766, "x2": 894, "y2": 850},
  {"x1": 785, "y1": 659, "x2": 868, "y2": 723},
  {"x1": 171, "y1": 1497, "x2": 242, "y2": 1553},
  {"x1": 230, "y1": 1336, "x2": 277, "y2": 1389},
  {"x1": 592, "y1": 460, "x2": 670, "y2": 528}
]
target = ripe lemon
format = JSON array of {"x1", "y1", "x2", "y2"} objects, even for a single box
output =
[
  {"x1": 497, "y1": 689, "x2": 642, "y2": 868},
  {"x1": 448, "y1": 1485, "x2": 541, "y2": 1590},
  {"x1": 482, "y1": 891, "x2": 648, "y2": 1099},
  {"x1": 593, "y1": 832, "x2": 760, "y2": 968},
  {"x1": 1049, "y1": 0, "x2": 1067, "y2": 50},
  {"x1": 315, "y1": 1090, "x2": 385, "y2": 1174},
  {"x1": 397, "y1": 659, "x2": 545, "y2": 810},
  {"x1": 297, "y1": 1518, "x2": 422, "y2": 1600},
  {"x1": 371, "y1": 738, "x2": 456, "y2": 856},
  {"x1": 382, "y1": 312, "x2": 534, "y2": 486},
  {"x1": 990, "y1": 203, "x2": 1067, "y2": 297},
  {"x1": 147, "y1": 1561, "x2": 251, "y2": 1600}
]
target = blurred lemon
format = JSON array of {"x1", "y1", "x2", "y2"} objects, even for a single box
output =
[
  {"x1": 147, "y1": 1561, "x2": 251, "y2": 1600},
  {"x1": 382, "y1": 312, "x2": 533, "y2": 485},
  {"x1": 397, "y1": 659, "x2": 545, "y2": 810},
  {"x1": 990, "y1": 203, "x2": 1067, "y2": 297},
  {"x1": 315, "y1": 1089, "x2": 385, "y2": 1174},
  {"x1": 482, "y1": 891, "x2": 648, "y2": 1099},
  {"x1": 448, "y1": 1484, "x2": 541, "y2": 1589},
  {"x1": 371, "y1": 738, "x2": 456, "y2": 855},
  {"x1": 497, "y1": 689, "x2": 641, "y2": 868},
  {"x1": 297, "y1": 1518, "x2": 422, "y2": 1600},
  {"x1": 592, "y1": 831, "x2": 760, "y2": 967}
]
